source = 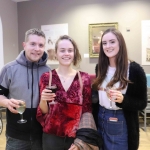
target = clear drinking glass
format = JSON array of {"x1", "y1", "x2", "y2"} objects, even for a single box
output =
[
  {"x1": 106, "y1": 86, "x2": 116, "y2": 109},
  {"x1": 16, "y1": 100, "x2": 27, "y2": 124},
  {"x1": 46, "y1": 84, "x2": 57, "y2": 104}
]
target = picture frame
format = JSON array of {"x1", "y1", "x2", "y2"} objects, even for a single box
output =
[
  {"x1": 89, "y1": 22, "x2": 118, "y2": 58},
  {"x1": 141, "y1": 20, "x2": 150, "y2": 65},
  {"x1": 41, "y1": 23, "x2": 68, "y2": 65}
]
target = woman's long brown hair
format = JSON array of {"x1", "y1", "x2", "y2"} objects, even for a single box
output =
[{"x1": 92, "y1": 28, "x2": 130, "y2": 90}]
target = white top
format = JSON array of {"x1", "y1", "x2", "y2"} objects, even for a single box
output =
[{"x1": 98, "y1": 64, "x2": 130, "y2": 110}]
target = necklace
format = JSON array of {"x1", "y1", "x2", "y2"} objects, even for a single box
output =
[
  {"x1": 60, "y1": 76, "x2": 70, "y2": 83},
  {"x1": 56, "y1": 69, "x2": 77, "y2": 83},
  {"x1": 59, "y1": 74, "x2": 76, "y2": 84}
]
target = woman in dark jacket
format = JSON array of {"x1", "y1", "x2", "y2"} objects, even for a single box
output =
[{"x1": 92, "y1": 28, "x2": 147, "y2": 150}]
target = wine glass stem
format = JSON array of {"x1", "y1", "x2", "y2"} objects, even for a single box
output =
[
  {"x1": 20, "y1": 114, "x2": 23, "y2": 120},
  {"x1": 110, "y1": 100, "x2": 113, "y2": 108}
]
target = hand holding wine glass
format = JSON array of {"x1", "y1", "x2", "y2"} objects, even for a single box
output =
[
  {"x1": 6, "y1": 98, "x2": 21, "y2": 114},
  {"x1": 106, "y1": 86, "x2": 117, "y2": 109},
  {"x1": 16, "y1": 100, "x2": 27, "y2": 124},
  {"x1": 110, "y1": 89, "x2": 124, "y2": 104},
  {"x1": 45, "y1": 71, "x2": 57, "y2": 105},
  {"x1": 46, "y1": 85, "x2": 57, "y2": 105}
]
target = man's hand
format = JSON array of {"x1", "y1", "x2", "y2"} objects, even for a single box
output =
[{"x1": 7, "y1": 98, "x2": 23, "y2": 114}]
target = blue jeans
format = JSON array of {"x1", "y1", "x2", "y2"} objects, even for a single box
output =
[
  {"x1": 6, "y1": 135, "x2": 42, "y2": 150},
  {"x1": 98, "y1": 105, "x2": 128, "y2": 150}
]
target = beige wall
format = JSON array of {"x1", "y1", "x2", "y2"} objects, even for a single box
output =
[
  {"x1": 17, "y1": 0, "x2": 150, "y2": 73},
  {"x1": 0, "y1": 0, "x2": 18, "y2": 64}
]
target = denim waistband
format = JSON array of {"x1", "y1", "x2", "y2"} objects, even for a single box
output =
[{"x1": 99, "y1": 105, "x2": 124, "y2": 114}]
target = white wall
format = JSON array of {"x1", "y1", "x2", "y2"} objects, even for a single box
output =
[
  {"x1": 18, "y1": 0, "x2": 150, "y2": 73},
  {"x1": 0, "y1": 0, "x2": 18, "y2": 65},
  {"x1": 0, "y1": 17, "x2": 4, "y2": 70}
]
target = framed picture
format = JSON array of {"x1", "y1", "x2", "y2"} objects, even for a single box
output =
[
  {"x1": 141, "y1": 20, "x2": 150, "y2": 65},
  {"x1": 89, "y1": 22, "x2": 118, "y2": 58},
  {"x1": 41, "y1": 23, "x2": 68, "y2": 65}
]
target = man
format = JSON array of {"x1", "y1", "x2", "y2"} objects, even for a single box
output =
[{"x1": 0, "y1": 28, "x2": 50, "y2": 150}]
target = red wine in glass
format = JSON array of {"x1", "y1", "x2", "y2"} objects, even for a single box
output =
[{"x1": 46, "y1": 85, "x2": 57, "y2": 104}]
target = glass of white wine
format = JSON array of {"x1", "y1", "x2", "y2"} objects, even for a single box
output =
[
  {"x1": 16, "y1": 100, "x2": 27, "y2": 124},
  {"x1": 106, "y1": 86, "x2": 116, "y2": 109}
]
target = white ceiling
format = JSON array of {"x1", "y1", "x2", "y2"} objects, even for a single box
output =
[{"x1": 11, "y1": 0, "x2": 30, "y2": 2}]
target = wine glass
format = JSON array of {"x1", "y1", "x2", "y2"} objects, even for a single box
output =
[
  {"x1": 16, "y1": 100, "x2": 27, "y2": 124},
  {"x1": 46, "y1": 84, "x2": 57, "y2": 105},
  {"x1": 106, "y1": 86, "x2": 116, "y2": 109}
]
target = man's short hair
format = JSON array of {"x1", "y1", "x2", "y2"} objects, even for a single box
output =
[{"x1": 25, "y1": 28, "x2": 46, "y2": 42}]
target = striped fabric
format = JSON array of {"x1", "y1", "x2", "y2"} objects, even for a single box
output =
[{"x1": 74, "y1": 112, "x2": 99, "y2": 150}]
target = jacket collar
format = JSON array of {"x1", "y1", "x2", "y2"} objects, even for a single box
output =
[{"x1": 16, "y1": 50, "x2": 48, "y2": 69}]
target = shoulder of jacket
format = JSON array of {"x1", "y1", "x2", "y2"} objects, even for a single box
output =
[
  {"x1": 78, "y1": 71, "x2": 91, "y2": 85},
  {"x1": 41, "y1": 71, "x2": 49, "y2": 78},
  {"x1": 129, "y1": 61, "x2": 146, "y2": 80},
  {"x1": 1, "y1": 60, "x2": 18, "y2": 73},
  {"x1": 45, "y1": 65, "x2": 51, "y2": 70},
  {"x1": 0, "y1": 60, "x2": 19, "y2": 84},
  {"x1": 129, "y1": 61, "x2": 144, "y2": 72}
]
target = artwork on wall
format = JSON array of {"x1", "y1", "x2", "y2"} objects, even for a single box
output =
[
  {"x1": 89, "y1": 22, "x2": 118, "y2": 58},
  {"x1": 141, "y1": 20, "x2": 150, "y2": 65},
  {"x1": 41, "y1": 23, "x2": 68, "y2": 64}
]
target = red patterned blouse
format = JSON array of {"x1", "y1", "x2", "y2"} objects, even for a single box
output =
[{"x1": 36, "y1": 70, "x2": 92, "y2": 138}]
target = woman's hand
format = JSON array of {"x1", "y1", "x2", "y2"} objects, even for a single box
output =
[
  {"x1": 110, "y1": 90, "x2": 124, "y2": 103},
  {"x1": 41, "y1": 88, "x2": 56, "y2": 102},
  {"x1": 39, "y1": 88, "x2": 56, "y2": 114},
  {"x1": 68, "y1": 144, "x2": 79, "y2": 150}
]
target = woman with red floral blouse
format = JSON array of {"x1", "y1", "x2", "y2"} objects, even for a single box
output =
[{"x1": 36, "y1": 35, "x2": 102, "y2": 150}]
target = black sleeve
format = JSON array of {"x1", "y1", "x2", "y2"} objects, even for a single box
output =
[
  {"x1": 92, "y1": 63, "x2": 99, "y2": 127},
  {"x1": 116, "y1": 62, "x2": 147, "y2": 111},
  {"x1": 92, "y1": 89, "x2": 99, "y2": 128},
  {"x1": 0, "y1": 85, "x2": 9, "y2": 97}
]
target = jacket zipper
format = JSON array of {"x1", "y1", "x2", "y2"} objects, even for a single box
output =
[{"x1": 30, "y1": 63, "x2": 34, "y2": 141}]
